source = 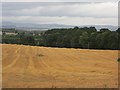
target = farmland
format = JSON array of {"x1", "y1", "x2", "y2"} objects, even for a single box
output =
[{"x1": 2, "y1": 44, "x2": 118, "y2": 88}]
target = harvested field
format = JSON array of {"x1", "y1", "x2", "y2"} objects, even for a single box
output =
[{"x1": 2, "y1": 44, "x2": 118, "y2": 88}]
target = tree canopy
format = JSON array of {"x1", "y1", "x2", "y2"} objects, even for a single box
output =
[{"x1": 2, "y1": 27, "x2": 120, "y2": 50}]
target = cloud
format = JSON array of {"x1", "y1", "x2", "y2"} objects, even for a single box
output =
[
  {"x1": 2, "y1": 16, "x2": 117, "y2": 26},
  {"x1": 1, "y1": 0, "x2": 119, "y2": 2},
  {"x1": 3, "y1": 2, "x2": 117, "y2": 18},
  {"x1": 2, "y1": 2, "x2": 118, "y2": 26}
]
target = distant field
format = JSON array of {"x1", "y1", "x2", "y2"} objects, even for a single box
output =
[{"x1": 2, "y1": 44, "x2": 118, "y2": 88}]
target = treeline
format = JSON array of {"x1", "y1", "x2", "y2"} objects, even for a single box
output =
[
  {"x1": 2, "y1": 27, "x2": 120, "y2": 50},
  {"x1": 2, "y1": 31, "x2": 44, "y2": 46}
]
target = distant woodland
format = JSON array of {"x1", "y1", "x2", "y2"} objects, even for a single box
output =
[{"x1": 2, "y1": 27, "x2": 120, "y2": 50}]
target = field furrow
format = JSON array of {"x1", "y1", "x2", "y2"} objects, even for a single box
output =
[{"x1": 2, "y1": 44, "x2": 118, "y2": 88}]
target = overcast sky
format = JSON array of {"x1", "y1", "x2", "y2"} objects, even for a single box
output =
[{"x1": 2, "y1": 1, "x2": 118, "y2": 26}]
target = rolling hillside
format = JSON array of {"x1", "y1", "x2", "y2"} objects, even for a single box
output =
[{"x1": 2, "y1": 44, "x2": 118, "y2": 88}]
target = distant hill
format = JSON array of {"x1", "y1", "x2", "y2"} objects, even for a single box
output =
[
  {"x1": 2, "y1": 22, "x2": 74, "y2": 31},
  {"x1": 2, "y1": 21, "x2": 118, "y2": 31},
  {"x1": 80, "y1": 25, "x2": 118, "y2": 31}
]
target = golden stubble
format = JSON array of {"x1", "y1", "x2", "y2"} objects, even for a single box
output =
[{"x1": 2, "y1": 44, "x2": 118, "y2": 88}]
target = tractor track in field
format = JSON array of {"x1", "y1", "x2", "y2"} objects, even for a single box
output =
[{"x1": 2, "y1": 44, "x2": 118, "y2": 88}]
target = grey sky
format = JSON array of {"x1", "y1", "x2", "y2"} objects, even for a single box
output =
[
  {"x1": 1, "y1": 0, "x2": 119, "y2": 2},
  {"x1": 2, "y1": 1, "x2": 118, "y2": 26}
]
